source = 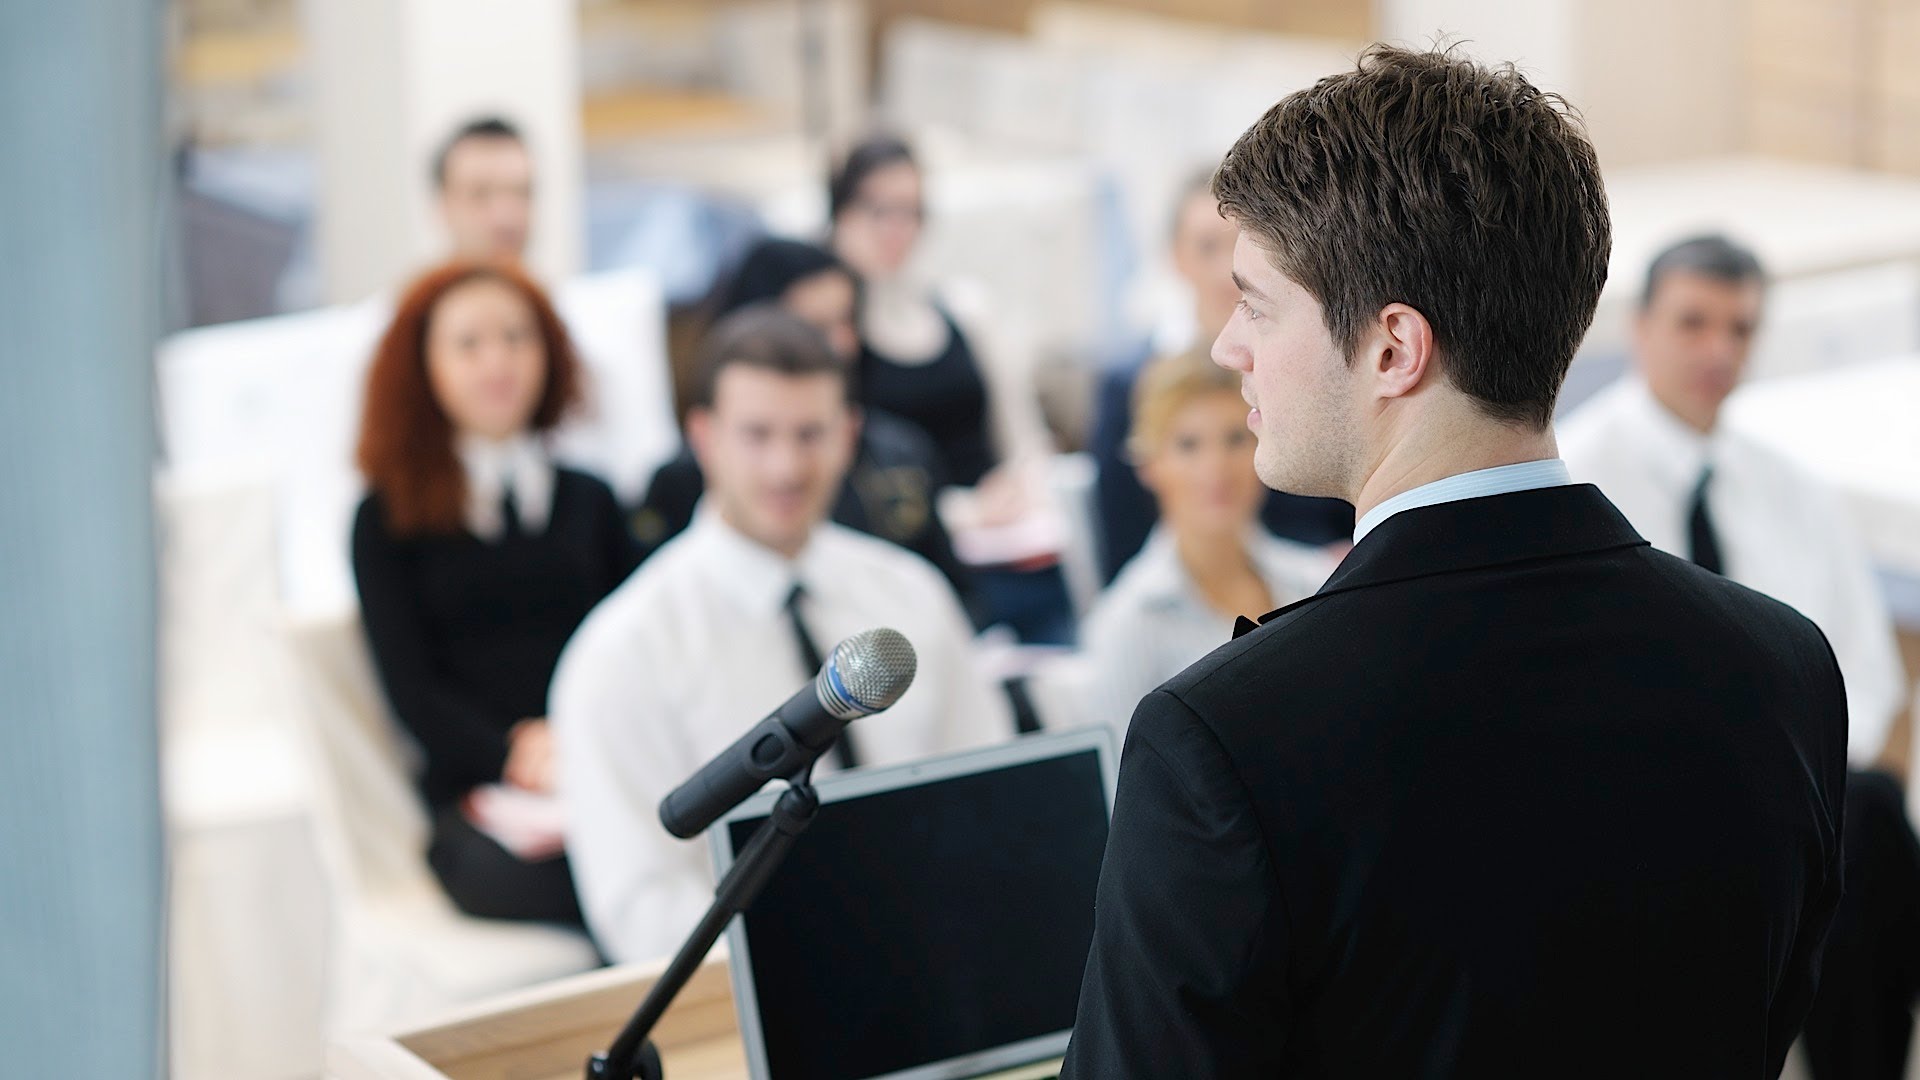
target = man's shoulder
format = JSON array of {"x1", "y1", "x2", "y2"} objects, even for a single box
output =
[
  {"x1": 816, "y1": 521, "x2": 954, "y2": 593},
  {"x1": 1159, "y1": 539, "x2": 1839, "y2": 725}
]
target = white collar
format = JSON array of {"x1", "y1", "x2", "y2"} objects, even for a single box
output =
[
  {"x1": 685, "y1": 501, "x2": 840, "y2": 617},
  {"x1": 1353, "y1": 458, "x2": 1573, "y2": 544},
  {"x1": 456, "y1": 431, "x2": 554, "y2": 539},
  {"x1": 1129, "y1": 526, "x2": 1314, "y2": 610},
  {"x1": 1617, "y1": 375, "x2": 1720, "y2": 494}
]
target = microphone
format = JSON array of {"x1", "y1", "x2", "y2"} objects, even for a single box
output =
[{"x1": 658, "y1": 627, "x2": 917, "y2": 839}]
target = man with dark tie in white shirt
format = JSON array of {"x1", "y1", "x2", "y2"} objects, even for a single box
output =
[
  {"x1": 550, "y1": 305, "x2": 1013, "y2": 964},
  {"x1": 1559, "y1": 235, "x2": 1908, "y2": 765},
  {"x1": 1561, "y1": 234, "x2": 1920, "y2": 1078}
]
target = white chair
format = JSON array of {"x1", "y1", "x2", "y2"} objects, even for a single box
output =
[{"x1": 283, "y1": 610, "x2": 601, "y2": 1036}]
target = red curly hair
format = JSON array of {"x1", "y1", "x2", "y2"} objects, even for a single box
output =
[{"x1": 355, "y1": 259, "x2": 581, "y2": 536}]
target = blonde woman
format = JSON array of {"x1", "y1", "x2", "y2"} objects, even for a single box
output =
[{"x1": 1080, "y1": 348, "x2": 1336, "y2": 731}]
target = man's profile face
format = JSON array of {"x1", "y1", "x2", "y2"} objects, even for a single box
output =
[
  {"x1": 1211, "y1": 230, "x2": 1358, "y2": 500},
  {"x1": 437, "y1": 136, "x2": 534, "y2": 260},
  {"x1": 1634, "y1": 270, "x2": 1763, "y2": 434},
  {"x1": 689, "y1": 366, "x2": 857, "y2": 557}
]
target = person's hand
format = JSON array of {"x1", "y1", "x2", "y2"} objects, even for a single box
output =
[
  {"x1": 970, "y1": 462, "x2": 1033, "y2": 528},
  {"x1": 503, "y1": 718, "x2": 555, "y2": 794}
]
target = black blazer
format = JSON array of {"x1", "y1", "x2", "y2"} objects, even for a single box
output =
[
  {"x1": 1061, "y1": 484, "x2": 1847, "y2": 1079},
  {"x1": 352, "y1": 468, "x2": 639, "y2": 807}
]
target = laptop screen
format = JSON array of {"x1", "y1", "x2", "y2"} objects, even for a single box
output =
[{"x1": 721, "y1": 740, "x2": 1112, "y2": 1080}]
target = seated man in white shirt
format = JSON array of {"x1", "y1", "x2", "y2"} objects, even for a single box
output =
[
  {"x1": 551, "y1": 304, "x2": 1015, "y2": 963},
  {"x1": 1559, "y1": 234, "x2": 1908, "y2": 765},
  {"x1": 1561, "y1": 235, "x2": 1920, "y2": 1078}
]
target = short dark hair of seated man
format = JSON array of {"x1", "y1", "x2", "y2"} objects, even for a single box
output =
[
  {"x1": 1088, "y1": 169, "x2": 1352, "y2": 581},
  {"x1": 351, "y1": 259, "x2": 638, "y2": 925},
  {"x1": 633, "y1": 241, "x2": 971, "y2": 606},
  {"x1": 431, "y1": 115, "x2": 533, "y2": 262}
]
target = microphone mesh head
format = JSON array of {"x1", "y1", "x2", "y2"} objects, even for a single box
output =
[{"x1": 821, "y1": 628, "x2": 917, "y2": 717}]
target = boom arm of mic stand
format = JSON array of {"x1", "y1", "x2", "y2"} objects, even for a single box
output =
[{"x1": 588, "y1": 778, "x2": 822, "y2": 1080}]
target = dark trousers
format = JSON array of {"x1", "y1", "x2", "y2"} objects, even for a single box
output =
[
  {"x1": 1804, "y1": 768, "x2": 1920, "y2": 1079},
  {"x1": 427, "y1": 804, "x2": 585, "y2": 926}
]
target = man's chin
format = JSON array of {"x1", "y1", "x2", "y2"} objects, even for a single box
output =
[{"x1": 1255, "y1": 454, "x2": 1336, "y2": 500}]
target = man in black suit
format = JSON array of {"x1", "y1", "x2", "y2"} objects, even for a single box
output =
[{"x1": 1061, "y1": 44, "x2": 1849, "y2": 1079}]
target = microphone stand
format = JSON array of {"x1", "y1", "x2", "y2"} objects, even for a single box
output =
[{"x1": 587, "y1": 772, "x2": 822, "y2": 1080}]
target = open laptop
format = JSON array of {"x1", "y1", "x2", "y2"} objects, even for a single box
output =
[{"x1": 708, "y1": 726, "x2": 1119, "y2": 1080}]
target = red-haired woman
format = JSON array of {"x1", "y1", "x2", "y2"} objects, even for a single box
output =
[{"x1": 352, "y1": 260, "x2": 638, "y2": 924}]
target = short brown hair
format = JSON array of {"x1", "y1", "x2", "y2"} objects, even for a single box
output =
[
  {"x1": 692, "y1": 303, "x2": 851, "y2": 409},
  {"x1": 1212, "y1": 43, "x2": 1610, "y2": 428},
  {"x1": 356, "y1": 259, "x2": 580, "y2": 536}
]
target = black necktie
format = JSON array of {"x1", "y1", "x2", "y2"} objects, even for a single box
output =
[
  {"x1": 500, "y1": 486, "x2": 524, "y2": 537},
  {"x1": 784, "y1": 583, "x2": 858, "y2": 770},
  {"x1": 1687, "y1": 466, "x2": 1723, "y2": 575}
]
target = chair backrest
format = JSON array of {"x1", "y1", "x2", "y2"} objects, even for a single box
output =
[{"x1": 282, "y1": 608, "x2": 434, "y2": 901}]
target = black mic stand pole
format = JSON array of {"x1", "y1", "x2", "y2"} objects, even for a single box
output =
[{"x1": 587, "y1": 773, "x2": 822, "y2": 1080}]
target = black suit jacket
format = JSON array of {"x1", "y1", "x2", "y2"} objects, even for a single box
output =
[{"x1": 1061, "y1": 484, "x2": 1847, "y2": 1078}]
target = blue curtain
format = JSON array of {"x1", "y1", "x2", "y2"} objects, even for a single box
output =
[{"x1": 0, "y1": 3, "x2": 166, "y2": 1075}]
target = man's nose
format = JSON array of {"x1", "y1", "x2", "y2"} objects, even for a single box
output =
[{"x1": 1211, "y1": 332, "x2": 1251, "y2": 372}]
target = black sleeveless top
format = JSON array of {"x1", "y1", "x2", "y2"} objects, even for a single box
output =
[{"x1": 856, "y1": 307, "x2": 995, "y2": 487}]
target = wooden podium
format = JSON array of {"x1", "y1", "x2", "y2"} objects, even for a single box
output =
[{"x1": 328, "y1": 956, "x2": 749, "y2": 1080}]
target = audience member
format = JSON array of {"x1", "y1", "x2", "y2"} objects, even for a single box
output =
[
  {"x1": 828, "y1": 135, "x2": 1002, "y2": 489},
  {"x1": 829, "y1": 134, "x2": 1075, "y2": 644},
  {"x1": 351, "y1": 260, "x2": 639, "y2": 924},
  {"x1": 1090, "y1": 172, "x2": 1353, "y2": 580},
  {"x1": 433, "y1": 116, "x2": 534, "y2": 261},
  {"x1": 552, "y1": 306, "x2": 1014, "y2": 963},
  {"x1": 1081, "y1": 349, "x2": 1333, "y2": 729},
  {"x1": 1559, "y1": 234, "x2": 1908, "y2": 763},
  {"x1": 631, "y1": 238, "x2": 969, "y2": 599}
]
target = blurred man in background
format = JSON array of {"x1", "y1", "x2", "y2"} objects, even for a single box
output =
[
  {"x1": 551, "y1": 306, "x2": 1012, "y2": 964},
  {"x1": 1559, "y1": 234, "x2": 1907, "y2": 765},
  {"x1": 433, "y1": 116, "x2": 534, "y2": 262}
]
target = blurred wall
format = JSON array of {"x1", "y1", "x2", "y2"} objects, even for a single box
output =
[
  {"x1": 1381, "y1": 0, "x2": 1745, "y2": 168},
  {"x1": 871, "y1": 0, "x2": 1373, "y2": 44},
  {"x1": 306, "y1": 0, "x2": 584, "y2": 303}
]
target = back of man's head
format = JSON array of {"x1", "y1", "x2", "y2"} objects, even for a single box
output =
[{"x1": 1212, "y1": 43, "x2": 1611, "y2": 429}]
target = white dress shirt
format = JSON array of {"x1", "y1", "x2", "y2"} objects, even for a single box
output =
[
  {"x1": 1559, "y1": 376, "x2": 1904, "y2": 762},
  {"x1": 1081, "y1": 527, "x2": 1336, "y2": 732},
  {"x1": 550, "y1": 506, "x2": 1014, "y2": 963}
]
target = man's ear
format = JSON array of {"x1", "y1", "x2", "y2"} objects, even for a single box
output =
[
  {"x1": 1368, "y1": 302, "x2": 1437, "y2": 402},
  {"x1": 685, "y1": 407, "x2": 713, "y2": 469}
]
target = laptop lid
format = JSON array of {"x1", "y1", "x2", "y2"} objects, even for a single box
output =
[{"x1": 708, "y1": 726, "x2": 1119, "y2": 1080}]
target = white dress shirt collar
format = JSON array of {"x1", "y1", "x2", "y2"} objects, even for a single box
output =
[
  {"x1": 1353, "y1": 458, "x2": 1574, "y2": 544},
  {"x1": 683, "y1": 501, "x2": 837, "y2": 617},
  {"x1": 456, "y1": 431, "x2": 553, "y2": 539},
  {"x1": 1615, "y1": 375, "x2": 1718, "y2": 494}
]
